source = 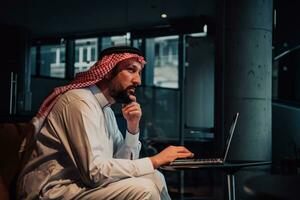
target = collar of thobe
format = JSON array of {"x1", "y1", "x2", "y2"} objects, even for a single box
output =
[{"x1": 89, "y1": 85, "x2": 111, "y2": 109}]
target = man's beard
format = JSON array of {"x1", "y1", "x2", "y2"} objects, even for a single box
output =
[{"x1": 111, "y1": 86, "x2": 135, "y2": 104}]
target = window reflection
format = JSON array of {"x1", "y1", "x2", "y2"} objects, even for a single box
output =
[
  {"x1": 136, "y1": 87, "x2": 180, "y2": 141},
  {"x1": 30, "y1": 46, "x2": 37, "y2": 76},
  {"x1": 40, "y1": 44, "x2": 66, "y2": 78},
  {"x1": 146, "y1": 35, "x2": 179, "y2": 88},
  {"x1": 74, "y1": 38, "x2": 98, "y2": 75},
  {"x1": 273, "y1": 46, "x2": 300, "y2": 102},
  {"x1": 101, "y1": 34, "x2": 131, "y2": 50}
]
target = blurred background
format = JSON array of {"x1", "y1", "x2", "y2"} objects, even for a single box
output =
[{"x1": 1, "y1": 0, "x2": 300, "y2": 199}]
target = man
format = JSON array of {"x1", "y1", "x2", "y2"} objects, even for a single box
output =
[{"x1": 17, "y1": 46, "x2": 194, "y2": 200}]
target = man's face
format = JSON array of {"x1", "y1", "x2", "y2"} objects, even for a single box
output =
[{"x1": 109, "y1": 60, "x2": 142, "y2": 104}]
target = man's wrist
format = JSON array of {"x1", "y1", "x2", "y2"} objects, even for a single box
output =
[
  {"x1": 149, "y1": 156, "x2": 159, "y2": 169},
  {"x1": 125, "y1": 131, "x2": 140, "y2": 147},
  {"x1": 127, "y1": 123, "x2": 139, "y2": 134},
  {"x1": 127, "y1": 128, "x2": 139, "y2": 135}
]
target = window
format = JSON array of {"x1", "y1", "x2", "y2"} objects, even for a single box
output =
[
  {"x1": 29, "y1": 46, "x2": 37, "y2": 75},
  {"x1": 131, "y1": 36, "x2": 181, "y2": 140},
  {"x1": 273, "y1": 46, "x2": 300, "y2": 102},
  {"x1": 40, "y1": 44, "x2": 66, "y2": 78},
  {"x1": 74, "y1": 38, "x2": 98, "y2": 74},
  {"x1": 146, "y1": 35, "x2": 179, "y2": 88},
  {"x1": 101, "y1": 33, "x2": 131, "y2": 50},
  {"x1": 132, "y1": 39, "x2": 143, "y2": 50},
  {"x1": 136, "y1": 87, "x2": 180, "y2": 140}
]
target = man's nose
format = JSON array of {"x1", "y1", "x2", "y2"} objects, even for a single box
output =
[{"x1": 132, "y1": 73, "x2": 141, "y2": 86}]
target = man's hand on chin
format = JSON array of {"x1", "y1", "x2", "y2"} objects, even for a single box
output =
[{"x1": 122, "y1": 95, "x2": 142, "y2": 134}]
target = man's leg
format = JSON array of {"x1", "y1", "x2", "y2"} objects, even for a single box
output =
[
  {"x1": 143, "y1": 170, "x2": 171, "y2": 200},
  {"x1": 75, "y1": 170, "x2": 170, "y2": 200},
  {"x1": 75, "y1": 177, "x2": 159, "y2": 200}
]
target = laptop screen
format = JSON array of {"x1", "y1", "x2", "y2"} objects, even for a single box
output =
[{"x1": 223, "y1": 112, "x2": 239, "y2": 162}]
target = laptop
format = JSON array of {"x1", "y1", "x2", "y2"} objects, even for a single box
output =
[{"x1": 169, "y1": 112, "x2": 239, "y2": 166}]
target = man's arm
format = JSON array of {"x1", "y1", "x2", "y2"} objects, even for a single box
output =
[
  {"x1": 103, "y1": 106, "x2": 142, "y2": 160},
  {"x1": 149, "y1": 146, "x2": 194, "y2": 169},
  {"x1": 121, "y1": 100, "x2": 194, "y2": 168},
  {"x1": 111, "y1": 99, "x2": 142, "y2": 159},
  {"x1": 122, "y1": 101, "x2": 141, "y2": 134},
  {"x1": 59, "y1": 99, "x2": 155, "y2": 187}
]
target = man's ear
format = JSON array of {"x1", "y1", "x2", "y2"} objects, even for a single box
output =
[
  {"x1": 106, "y1": 65, "x2": 119, "y2": 80},
  {"x1": 104, "y1": 73, "x2": 111, "y2": 80},
  {"x1": 104, "y1": 71, "x2": 113, "y2": 80}
]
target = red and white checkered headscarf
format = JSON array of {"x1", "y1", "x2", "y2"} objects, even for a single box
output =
[{"x1": 31, "y1": 52, "x2": 146, "y2": 134}]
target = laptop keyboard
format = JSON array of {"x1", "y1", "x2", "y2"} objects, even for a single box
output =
[{"x1": 169, "y1": 158, "x2": 223, "y2": 166}]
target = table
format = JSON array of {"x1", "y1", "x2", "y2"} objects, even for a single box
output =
[{"x1": 161, "y1": 160, "x2": 271, "y2": 200}]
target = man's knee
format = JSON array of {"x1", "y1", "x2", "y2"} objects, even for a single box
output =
[
  {"x1": 129, "y1": 178, "x2": 160, "y2": 200},
  {"x1": 154, "y1": 170, "x2": 166, "y2": 183}
]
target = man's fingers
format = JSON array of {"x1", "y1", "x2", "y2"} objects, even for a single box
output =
[
  {"x1": 129, "y1": 95, "x2": 137, "y2": 102},
  {"x1": 176, "y1": 146, "x2": 193, "y2": 153},
  {"x1": 175, "y1": 146, "x2": 194, "y2": 158},
  {"x1": 177, "y1": 152, "x2": 194, "y2": 158},
  {"x1": 123, "y1": 106, "x2": 140, "y2": 113},
  {"x1": 122, "y1": 102, "x2": 140, "y2": 111},
  {"x1": 122, "y1": 108, "x2": 141, "y2": 117},
  {"x1": 125, "y1": 111, "x2": 140, "y2": 116}
]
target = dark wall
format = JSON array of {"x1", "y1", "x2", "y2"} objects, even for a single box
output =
[{"x1": 0, "y1": 25, "x2": 30, "y2": 115}]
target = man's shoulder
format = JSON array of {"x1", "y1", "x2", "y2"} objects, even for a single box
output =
[
  {"x1": 61, "y1": 88, "x2": 96, "y2": 104},
  {"x1": 49, "y1": 87, "x2": 102, "y2": 118},
  {"x1": 66, "y1": 87, "x2": 91, "y2": 96}
]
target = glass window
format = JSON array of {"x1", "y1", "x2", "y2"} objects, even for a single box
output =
[
  {"x1": 146, "y1": 35, "x2": 179, "y2": 88},
  {"x1": 40, "y1": 44, "x2": 66, "y2": 78},
  {"x1": 101, "y1": 33, "x2": 131, "y2": 50},
  {"x1": 136, "y1": 87, "x2": 180, "y2": 141},
  {"x1": 74, "y1": 38, "x2": 98, "y2": 75},
  {"x1": 273, "y1": 46, "x2": 300, "y2": 102},
  {"x1": 132, "y1": 39, "x2": 143, "y2": 50},
  {"x1": 30, "y1": 46, "x2": 36, "y2": 75}
]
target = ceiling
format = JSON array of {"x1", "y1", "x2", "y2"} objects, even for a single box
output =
[{"x1": 0, "y1": 0, "x2": 215, "y2": 39}]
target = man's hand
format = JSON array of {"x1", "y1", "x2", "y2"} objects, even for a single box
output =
[
  {"x1": 122, "y1": 97, "x2": 142, "y2": 134},
  {"x1": 149, "y1": 146, "x2": 194, "y2": 169}
]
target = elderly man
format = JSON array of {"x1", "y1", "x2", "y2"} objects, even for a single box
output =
[{"x1": 17, "y1": 46, "x2": 194, "y2": 200}]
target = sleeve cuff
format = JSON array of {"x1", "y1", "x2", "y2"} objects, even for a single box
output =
[
  {"x1": 133, "y1": 157, "x2": 155, "y2": 176},
  {"x1": 125, "y1": 130, "x2": 140, "y2": 147}
]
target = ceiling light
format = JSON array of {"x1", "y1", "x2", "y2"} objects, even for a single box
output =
[{"x1": 161, "y1": 13, "x2": 167, "y2": 18}]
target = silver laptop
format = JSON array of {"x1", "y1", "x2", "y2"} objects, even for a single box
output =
[{"x1": 169, "y1": 112, "x2": 239, "y2": 166}]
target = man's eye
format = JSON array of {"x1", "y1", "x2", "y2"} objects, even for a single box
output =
[{"x1": 127, "y1": 68, "x2": 134, "y2": 73}]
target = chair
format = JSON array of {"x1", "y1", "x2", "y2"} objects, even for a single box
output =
[{"x1": 0, "y1": 122, "x2": 34, "y2": 200}]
